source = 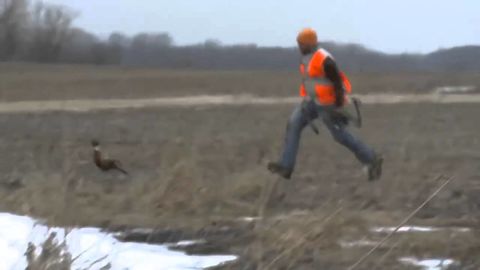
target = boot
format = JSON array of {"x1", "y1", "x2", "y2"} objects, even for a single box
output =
[
  {"x1": 367, "y1": 153, "x2": 383, "y2": 181},
  {"x1": 267, "y1": 162, "x2": 292, "y2": 180}
]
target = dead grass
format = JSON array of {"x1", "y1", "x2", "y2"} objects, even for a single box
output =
[
  {"x1": 0, "y1": 103, "x2": 479, "y2": 269},
  {"x1": 25, "y1": 232, "x2": 72, "y2": 270},
  {"x1": 0, "y1": 63, "x2": 479, "y2": 102},
  {"x1": 0, "y1": 66, "x2": 479, "y2": 268}
]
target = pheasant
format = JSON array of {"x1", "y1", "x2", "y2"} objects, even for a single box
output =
[{"x1": 91, "y1": 140, "x2": 128, "y2": 175}]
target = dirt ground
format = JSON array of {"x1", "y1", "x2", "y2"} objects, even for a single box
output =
[{"x1": 0, "y1": 63, "x2": 480, "y2": 269}]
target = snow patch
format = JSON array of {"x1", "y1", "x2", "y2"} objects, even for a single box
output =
[
  {"x1": 339, "y1": 239, "x2": 379, "y2": 248},
  {"x1": 171, "y1": 240, "x2": 206, "y2": 247},
  {"x1": 435, "y1": 85, "x2": 476, "y2": 94},
  {"x1": 372, "y1": 226, "x2": 470, "y2": 233},
  {"x1": 0, "y1": 213, "x2": 237, "y2": 270},
  {"x1": 399, "y1": 257, "x2": 456, "y2": 270},
  {"x1": 238, "y1": 216, "x2": 261, "y2": 222}
]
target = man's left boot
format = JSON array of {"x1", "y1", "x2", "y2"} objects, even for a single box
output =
[{"x1": 267, "y1": 162, "x2": 292, "y2": 180}]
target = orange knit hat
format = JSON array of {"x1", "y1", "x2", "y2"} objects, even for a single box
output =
[{"x1": 297, "y1": 28, "x2": 318, "y2": 46}]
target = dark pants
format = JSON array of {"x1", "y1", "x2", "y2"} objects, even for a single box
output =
[{"x1": 279, "y1": 102, "x2": 375, "y2": 171}]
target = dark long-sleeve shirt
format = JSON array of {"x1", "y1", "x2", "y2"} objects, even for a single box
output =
[{"x1": 324, "y1": 57, "x2": 345, "y2": 107}]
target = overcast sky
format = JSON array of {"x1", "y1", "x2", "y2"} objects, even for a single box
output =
[{"x1": 45, "y1": 0, "x2": 479, "y2": 54}]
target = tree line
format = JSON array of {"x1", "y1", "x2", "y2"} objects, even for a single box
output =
[{"x1": 1, "y1": 0, "x2": 479, "y2": 72}]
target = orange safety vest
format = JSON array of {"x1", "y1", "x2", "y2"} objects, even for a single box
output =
[{"x1": 299, "y1": 48, "x2": 352, "y2": 105}]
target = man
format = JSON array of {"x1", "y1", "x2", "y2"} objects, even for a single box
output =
[{"x1": 268, "y1": 28, "x2": 383, "y2": 181}]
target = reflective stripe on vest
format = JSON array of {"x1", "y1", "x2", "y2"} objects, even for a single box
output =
[{"x1": 311, "y1": 77, "x2": 333, "y2": 86}]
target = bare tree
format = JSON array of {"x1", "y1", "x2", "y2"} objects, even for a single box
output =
[
  {"x1": 106, "y1": 32, "x2": 130, "y2": 64},
  {"x1": 203, "y1": 38, "x2": 222, "y2": 49},
  {"x1": 109, "y1": 32, "x2": 130, "y2": 48},
  {"x1": 29, "y1": 1, "x2": 76, "y2": 62},
  {"x1": 0, "y1": 0, "x2": 29, "y2": 60},
  {"x1": 0, "y1": 1, "x2": 478, "y2": 72},
  {"x1": 131, "y1": 32, "x2": 172, "y2": 52},
  {"x1": 59, "y1": 27, "x2": 97, "y2": 63}
]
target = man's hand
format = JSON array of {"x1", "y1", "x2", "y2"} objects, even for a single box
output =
[{"x1": 330, "y1": 107, "x2": 350, "y2": 125}]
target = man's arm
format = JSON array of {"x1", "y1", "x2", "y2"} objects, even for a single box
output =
[{"x1": 324, "y1": 57, "x2": 345, "y2": 107}]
